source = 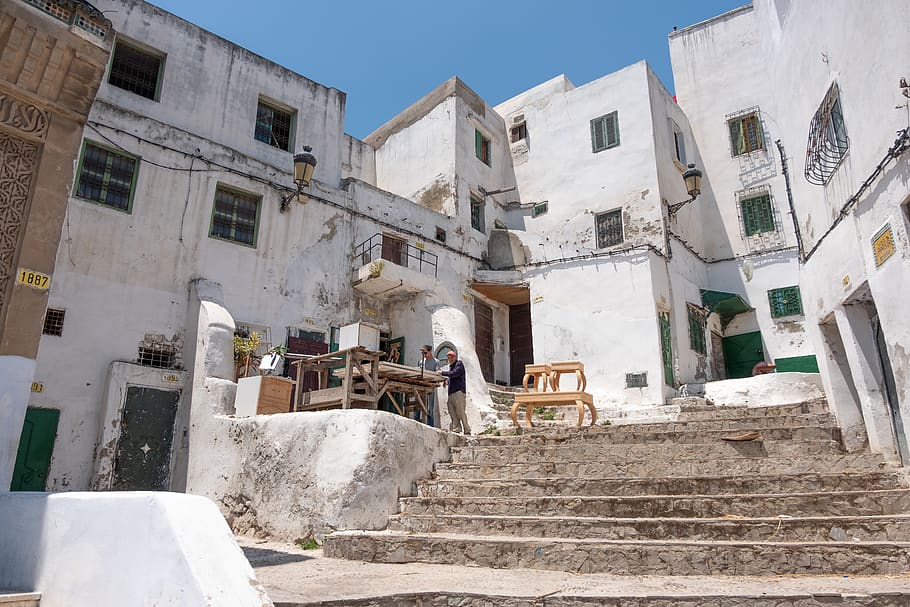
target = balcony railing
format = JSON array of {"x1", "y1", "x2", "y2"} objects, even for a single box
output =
[{"x1": 353, "y1": 233, "x2": 438, "y2": 278}]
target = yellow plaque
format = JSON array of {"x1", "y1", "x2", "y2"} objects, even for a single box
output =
[
  {"x1": 162, "y1": 373, "x2": 180, "y2": 383},
  {"x1": 415, "y1": 242, "x2": 426, "y2": 251},
  {"x1": 872, "y1": 225, "x2": 895, "y2": 267},
  {"x1": 31, "y1": 382, "x2": 43, "y2": 393},
  {"x1": 16, "y1": 268, "x2": 50, "y2": 290}
]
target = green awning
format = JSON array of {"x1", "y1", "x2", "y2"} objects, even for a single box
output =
[{"x1": 700, "y1": 289, "x2": 753, "y2": 329}]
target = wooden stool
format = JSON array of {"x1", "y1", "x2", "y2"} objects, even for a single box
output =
[
  {"x1": 550, "y1": 360, "x2": 586, "y2": 392},
  {"x1": 522, "y1": 363, "x2": 552, "y2": 392},
  {"x1": 510, "y1": 391, "x2": 597, "y2": 427}
]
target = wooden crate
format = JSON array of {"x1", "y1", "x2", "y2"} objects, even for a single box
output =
[{"x1": 235, "y1": 376, "x2": 296, "y2": 416}]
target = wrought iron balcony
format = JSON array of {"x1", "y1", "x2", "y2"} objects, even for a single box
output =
[{"x1": 352, "y1": 233, "x2": 438, "y2": 298}]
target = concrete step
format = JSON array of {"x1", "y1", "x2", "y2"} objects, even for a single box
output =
[
  {"x1": 451, "y1": 439, "x2": 845, "y2": 465},
  {"x1": 475, "y1": 425, "x2": 841, "y2": 447},
  {"x1": 389, "y1": 513, "x2": 910, "y2": 542},
  {"x1": 0, "y1": 593, "x2": 40, "y2": 607},
  {"x1": 399, "y1": 489, "x2": 910, "y2": 519},
  {"x1": 417, "y1": 471, "x2": 909, "y2": 498},
  {"x1": 434, "y1": 453, "x2": 890, "y2": 480},
  {"x1": 323, "y1": 531, "x2": 910, "y2": 576},
  {"x1": 673, "y1": 400, "x2": 830, "y2": 421}
]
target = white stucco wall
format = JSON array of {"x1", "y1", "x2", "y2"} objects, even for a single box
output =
[
  {"x1": 0, "y1": 492, "x2": 272, "y2": 606},
  {"x1": 0, "y1": 356, "x2": 35, "y2": 490}
]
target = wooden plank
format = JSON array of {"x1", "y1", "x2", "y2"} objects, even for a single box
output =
[
  {"x1": 341, "y1": 351, "x2": 354, "y2": 409},
  {"x1": 305, "y1": 386, "x2": 347, "y2": 406}
]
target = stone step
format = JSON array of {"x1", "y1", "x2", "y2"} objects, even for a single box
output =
[
  {"x1": 451, "y1": 439, "x2": 845, "y2": 465},
  {"x1": 434, "y1": 453, "x2": 890, "y2": 480},
  {"x1": 474, "y1": 424, "x2": 841, "y2": 447},
  {"x1": 323, "y1": 531, "x2": 910, "y2": 576},
  {"x1": 399, "y1": 489, "x2": 910, "y2": 519},
  {"x1": 673, "y1": 400, "x2": 830, "y2": 421},
  {"x1": 389, "y1": 513, "x2": 910, "y2": 542},
  {"x1": 417, "y1": 471, "x2": 909, "y2": 498},
  {"x1": 0, "y1": 593, "x2": 40, "y2": 607}
]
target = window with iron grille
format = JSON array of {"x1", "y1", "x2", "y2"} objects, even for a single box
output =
[
  {"x1": 805, "y1": 83, "x2": 849, "y2": 185},
  {"x1": 595, "y1": 209, "x2": 623, "y2": 248},
  {"x1": 42, "y1": 308, "x2": 65, "y2": 337},
  {"x1": 108, "y1": 41, "x2": 163, "y2": 100},
  {"x1": 470, "y1": 195, "x2": 485, "y2": 233},
  {"x1": 209, "y1": 186, "x2": 261, "y2": 247},
  {"x1": 728, "y1": 112, "x2": 763, "y2": 156},
  {"x1": 75, "y1": 141, "x2": 139, "y2": 212},
  {"x1": 138, "y1": 345, "x2": 176, "y2": 369},
  {"x1": 532, "y1": 201, "x2": 548, "y2": 218},
  {"x1": 255, "y1": 99, "x2": 294, "y2": 151},
  {"x1": 740, "y1": 193, "x2": 776, "y2": 236},
  {"x1": 687, "y1": 305, "x2": 707, "y2": 355},
  {"x1": 475, "y1": 129, "x2": 491, "y2": 166},
  {"x1": 768, "y1": 286, "x2": 803, "y2": 318},
  {"x1": 671, "y1": 120, "x2": 686, "y2": 164},
  {"x1": 590, "y1": 112, "x2": 619, "y2": 152},
  {"x1": 510, "y1": 123, "x2": 527, "y2": 143}
]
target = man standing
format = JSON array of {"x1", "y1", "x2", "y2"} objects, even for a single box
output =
[
  {"x1": 418, "y1": 345, "x2": 439, "y2": 427},
  {"x1": 441, "y1": 349, "x2": 471, "y2": 435}
]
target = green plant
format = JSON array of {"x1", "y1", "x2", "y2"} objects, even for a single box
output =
[
  {"x1": 368, "y1": 260, "x2": 385, "y2": 278},
  {"x1": 540, "y1": 408, "x2": 557, "y2": 421},
  {"x1": 601, "y1": 419, "x2": 612, "y2": 426},
  {"x1": 233, "y1": 331, "x2": 261, "y2": 362},
  {"x1": 479, "y1": 425, "x2": 501, "y2": 436},
  {"x1": 295, "y1": 537, "x2": 320, "y2": 550}
]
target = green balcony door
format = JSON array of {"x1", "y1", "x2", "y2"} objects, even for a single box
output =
[{"x1": 11, "y1": 407, "x2": 60, "y2": 491}]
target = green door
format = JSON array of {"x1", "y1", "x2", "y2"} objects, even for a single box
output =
[
  {"x1": 659, "y1": 312, "x2": 673, "y2": 386},
  {"x1": 722, "y1": 331, "x2": 765, "y2": 379},
  {"x1": 11, "y1": 407, "x2": 60, "y2": 491},
  {"x1": 112, "y1": 387, "x2": 180, "y2": 491}
]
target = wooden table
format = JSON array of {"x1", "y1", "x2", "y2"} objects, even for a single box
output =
[
  {"x1": 511, "y1": 361, "x2": 596, "y2": 428},
  {"x1": 335, "y1": 361, "x2": 444, "y2": 423},
  {"x1": 522, "y1": 363, "x2": 551, "y2": 392},
  {"x1": 549, "y1": 360, "x2": 586, "y2": 391}
]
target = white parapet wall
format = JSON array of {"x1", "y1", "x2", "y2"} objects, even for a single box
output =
[
  {"x1": 703, "y1": 372, "x2": 826, "y2": 408},
  {"x1": 0, "y1": 492, "x2": 272, "y2": 607},
  {"x1": 192, "y1": 408, "x2": 458, "y2": 541}
]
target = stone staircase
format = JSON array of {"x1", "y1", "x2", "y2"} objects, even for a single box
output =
[{"x1": 323, "y1": 398, "x2": 910, "y2": 601}]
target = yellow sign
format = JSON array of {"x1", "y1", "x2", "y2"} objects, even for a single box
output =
[
  {"x1": 872, "y1": 225, "x2": 895, "y2": 267},
  {"x1": 415, "y1": 242, "x2": 426, "y2": 251},
  {"x1": 16, "y1": 268, "x2": 50, "y2": 290},
  {"x1": 31, "y1": 382, "x2": 43, "y2": 393},
  {"x1": 162, "y1": 373, "x2": 180, "y2": 383}
]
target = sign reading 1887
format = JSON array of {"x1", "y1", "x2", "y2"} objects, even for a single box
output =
[{"x1": 16, "y1": 268, "x2": 51, "y2": 290}]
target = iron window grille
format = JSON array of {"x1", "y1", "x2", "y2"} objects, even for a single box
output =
[
  {"x1": 475, "y1": 129, "x2": 491, "y2": 166},
  {"x1": 687, "y1": 304, "x2": 707, "y2": 355},
  {"x1": 210, "y1": 186, "x2": 261, "y2": 247},
  {"x1": 805, "y1": 83, "x2": 849, "y2": 185},
  {"x1": 108, "y1": 41, "x2": 163, "y2": 101},
  {"x1": 75, "y1": 141, "x2": 139, "y2": 212},
  {"x1": 255, "y1": 100, "x2": 294, "y2": 151},
  {"x1": 768, "y1": 286, "x2": 803, "y2": 318},
  {"x1": 532, "y1": 201, "x2": 548, "y2": 218},
  {"x1": 42, "y1": 308, "x2": 65, "y2": 337},
  {"x1": 471, "y1": 195, "x2": 485, "y2": 233},
  {"x1": 510, "y1": 123, "x2": 527, "y2": 143},
  {"x1": 595, "y1": 208, "x2": 623, "y2": 249},
  {"x1": 727, "y1": 110, "x2": 763, "y2": 156},
  {"x1": 138, "y1": 345, "x2": 176, "y2": 369},
  {"x1": 740, "y1": 193, "x2": 776, "y2": 236},
  {"x1": 591, "y1": 112, "x2": 620, "y2": 152}
]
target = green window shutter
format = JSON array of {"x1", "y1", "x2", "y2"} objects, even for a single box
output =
[
  {"x1": 605, "y1": 113, "x2": 619, "y2": 148},
  {"x1": 591, "y1": 118, "x2": 603, "y2": 152},
  {"x1": 729, "y1": 119, "x2": 745, "y2": 155},
  {"x1": 768, "y1": 286, "x2": 803, "y2": 318},
  {"x1": 687, "y1": 306, "x2": 707, "y2": 355},
  {"x1": 745, "y1": 115, "x2": 762, "y2": 152},
  {"x1": 475, "y1": 129, "x2": 482, "y2": 160},
  {"x1": 741, "y1": 194, "x2": 774, "y2": 236}
]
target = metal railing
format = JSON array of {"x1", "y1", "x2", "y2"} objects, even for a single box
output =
[{"x1": 353, "y1": 233, "x2": 438, "y2": 278}]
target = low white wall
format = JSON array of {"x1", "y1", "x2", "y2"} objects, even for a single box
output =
[
  {"x1": 0, "y1": 492, "x2": 272, "y2": 606},
  {"x1": 194, "y1": 409, "x2": 458, "y2": 541},
  {"x1": 704, "y1": 372, "x2": 825, "y2": 408},
  {"x1": 0, "y1": 355, "x2": 35, "y2": 490}
]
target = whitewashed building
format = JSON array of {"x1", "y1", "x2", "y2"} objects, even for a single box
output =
[
  {"x1": 16, "y1": 0, "x2": 908, "y2": 494},
  {"x1": 669, "y1": 0, "x2": 910, "y2": 461}
]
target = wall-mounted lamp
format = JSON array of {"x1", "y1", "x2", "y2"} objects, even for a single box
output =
[
  {"x1": 666, "y1": 163, "x2": 703, "y2": 217},
  {"x1": 280, "y1": 146, "x2": 318, "y2": 213}
]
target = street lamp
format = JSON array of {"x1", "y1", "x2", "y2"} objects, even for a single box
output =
[
  {"x1": 667, "y1": 163, "x2": 703, "y2": 217},
  {"x1": 280, "y1": 146, "x2": 318, "y2": 212}
]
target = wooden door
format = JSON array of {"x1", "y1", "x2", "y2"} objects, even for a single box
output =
[
  {"x1": 381, "y1": 235, "x2": 406, "y2": 267},
  {"x1": 722, "y1": 331, "x2": 764, "y2": 379},
  {"x1": 10, "y1": 407, "x2": 59, "y2": 491},
  {"x1": 509, "y1": 303, "x2": 533, "y2": 386},
  {"x1": 112, "y1": 387, "x2": 179, "y2": 491},
  {"x1": 474, "y1": 300, "x2": 494, "y2": 383}
]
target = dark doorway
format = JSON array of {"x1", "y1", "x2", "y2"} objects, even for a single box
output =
[
  {"x1": 11, "y1": 407, "x2": 59, "y2": 491},
  {"x1": 710, "y1": 331, "x2": 726, "y2": 380},
  {"x1": 873, "y1": 314, "x2": 908, "y2": 464},
  {"x1": 474, "y1": 300, "x2": 494, "y2": 383},
  {"x1": 112, "y1": 387, "x2": 179, "y2": 491},
  {"x1": 722, "y1": 331, "x2": 765, "y2": 379},
  {"x1": 509, "y1": 303, "x2": 533, "y2": 386},
  {"x1": 381, "y1": 234, "x2": 407, "y2": 267},
  {"x1": 287, "y1": 333, "x2": 329, "y2": 399}
]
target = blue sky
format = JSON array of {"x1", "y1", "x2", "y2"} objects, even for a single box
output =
[{"x1": 146, "y1": 1, "x2": 746, "y2": 139}]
